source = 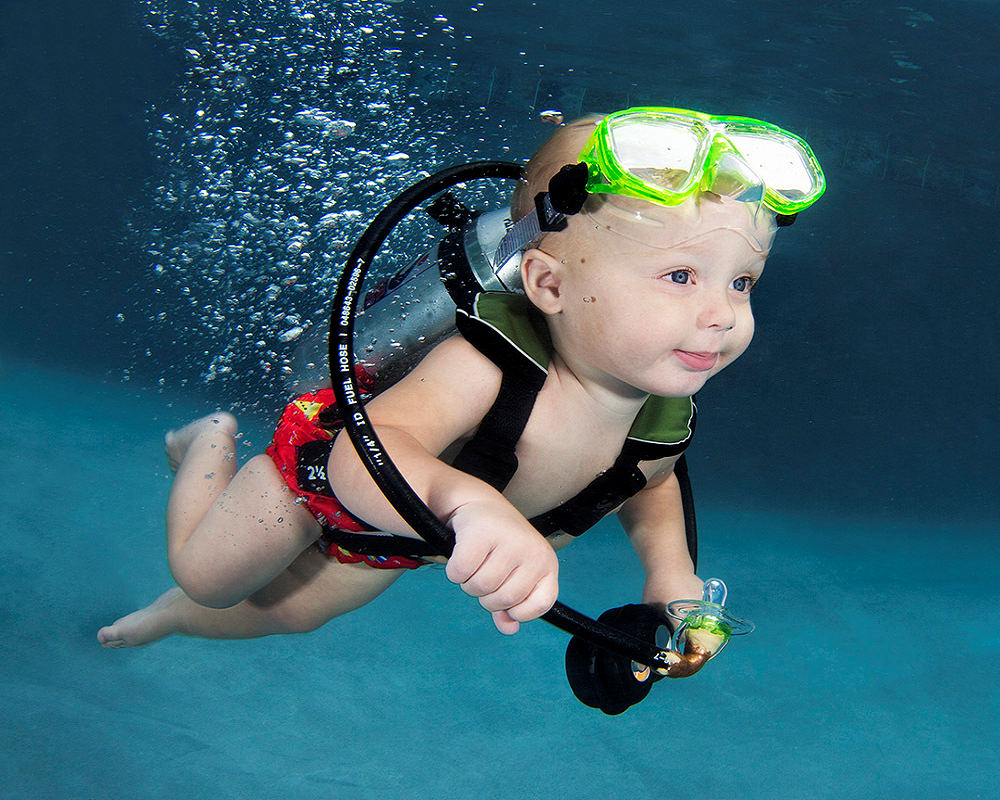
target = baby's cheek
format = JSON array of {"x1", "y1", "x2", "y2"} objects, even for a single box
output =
[
  {"x1": 721, "y1": 323, "x2": 755, "y2": 369},
  {"x1": 737, "y1": 310, "x2": 755, "y2": 351}
]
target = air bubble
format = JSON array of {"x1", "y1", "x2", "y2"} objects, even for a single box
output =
[
  {"x1": 278, "y1": 326, "x2": 305, "y2": 342},
  {"x1": 326, "y1": 119, "x2": 356, "y2": 138}
]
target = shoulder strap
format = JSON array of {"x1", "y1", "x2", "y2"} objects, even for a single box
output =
[
  {"x1": 450, "y1": 369, "x2": 544, "y2": 490},
  {"x1": 451, "y1": 302, "x2": 547, "y2": 490}
]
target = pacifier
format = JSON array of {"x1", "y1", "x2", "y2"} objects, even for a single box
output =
[{"x1": 666, "y1": 578, "x2": 755, "y2": 662}]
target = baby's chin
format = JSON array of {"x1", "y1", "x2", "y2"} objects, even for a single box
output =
[
  {"x1": 629, "y1": 370, "x2": 714, "y2": 400},
  {"x1": 652, "y1": 356, "x2": 737, "y2": 397}
]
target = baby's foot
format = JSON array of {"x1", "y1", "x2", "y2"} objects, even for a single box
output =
[
  {"x1": 165, "y1": 411, "x2": 238, "y2": 471},
  {"x1": 97, "y1": 588, "x2": 184, "y2": 648}
]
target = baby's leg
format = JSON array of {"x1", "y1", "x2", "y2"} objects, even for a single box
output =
[
  {"x1": 164, "y1": 411, "x2": 241, "y2": 552},
  {"x1": 166, "y1": 440, "x2": 323, "y2": 608},
  {"x1": 99, "y1": 545, "x2": 404, "y2": 647}
]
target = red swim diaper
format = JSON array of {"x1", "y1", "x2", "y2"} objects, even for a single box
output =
[{"x1": 266, "y1": 388, "x2": 425, "y2": 570}]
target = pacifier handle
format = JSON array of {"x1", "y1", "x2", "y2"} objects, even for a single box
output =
[{"x1": 701, "y1": 577, "x2": 727, "y2": 606}]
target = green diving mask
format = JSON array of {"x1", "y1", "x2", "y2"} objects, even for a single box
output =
[
  {"x1": 490, "y1": 106, "x2": 825, "y2": 270},
  {"x1": 581, "y1": 107, "x2": 826, "y2": 215}
]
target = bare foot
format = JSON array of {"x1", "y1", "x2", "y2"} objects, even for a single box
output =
[
  {"x1": 165, "y1": 411, "x2": 239, "y2": 471},
  {"x1": 98, "y1": 588, "x2": 185, "y2": 648}
]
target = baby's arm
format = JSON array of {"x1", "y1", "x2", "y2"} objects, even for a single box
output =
[
  {"x1": 327, "y1": 335, "x2": 559, "y2": 634},
  {"x1": 617, "y1": 462, "x2": 705, "y2": 610}
]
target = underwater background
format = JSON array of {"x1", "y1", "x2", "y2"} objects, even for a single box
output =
[{"x1": 1, "y1": 1, "x2": 997, "y2": 798}]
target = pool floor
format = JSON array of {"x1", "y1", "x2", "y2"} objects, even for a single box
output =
[{"x1": 0, "y1": 359, "x2": 995, "y2": 800}]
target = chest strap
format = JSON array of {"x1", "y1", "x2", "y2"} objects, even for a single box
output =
[{"x1": 529, "y1": 445, "x2": 649, "y2": 536}]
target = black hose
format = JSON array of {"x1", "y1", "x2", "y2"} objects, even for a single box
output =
[{"x1": 329, "y1": 161, "x2": 674, "y2": 671}]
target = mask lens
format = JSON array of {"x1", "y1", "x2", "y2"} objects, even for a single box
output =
[
  {"x1": 608, "y1": 116, "x2": 704, "y2": 196},
  {"x1": 725, "y1": 132, "x2": 819, "y2": 201}
]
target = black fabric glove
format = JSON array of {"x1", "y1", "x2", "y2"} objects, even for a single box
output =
[{"x1": 564, "y1": 604, "x2": 672, "y2": 715}]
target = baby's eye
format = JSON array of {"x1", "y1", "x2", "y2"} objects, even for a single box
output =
[
  {"x1": 732, "y1": 275, "x2": 756, "y2": 293},
  {"x1": 665, "y1": 269, "x2": 693, "y2": 285}
]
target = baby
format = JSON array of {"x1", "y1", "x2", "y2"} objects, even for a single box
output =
[{"x1": 99, "y1": 108, "x2": 822, "y2": 659}]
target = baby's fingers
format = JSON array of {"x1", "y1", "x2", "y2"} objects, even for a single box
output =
[
  {"x1": 503, "y1": 570, "x2": 559, "y2": 623},
  {"x1": 481, "y1": 568, "x2": 558, "y2": 635},
  {"x1": 444, "y1": 536, "x2": 494, "y2": 587},
  {"x1": 491, "y1": 610, "x2": 520, "y2": 635}
]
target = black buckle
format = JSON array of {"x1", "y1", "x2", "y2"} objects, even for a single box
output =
[{"x1": 533, "y1": 162, "x2": 591, "y2": 232}]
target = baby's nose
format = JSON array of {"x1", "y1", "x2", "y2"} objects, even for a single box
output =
[{"x1": 697, "y1": 292, "x2": 737, "y2": 330}]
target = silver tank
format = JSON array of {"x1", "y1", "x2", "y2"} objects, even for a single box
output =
[{"x1": 284, "y1": 207, "x2": 522, "y2": 396}]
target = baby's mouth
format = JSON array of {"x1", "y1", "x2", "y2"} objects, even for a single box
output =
[{"x1": 673, "y1": 350, "x2": 719, "y2": 371}]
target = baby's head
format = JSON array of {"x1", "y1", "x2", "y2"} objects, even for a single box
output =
[
  {"x1": 507, "y1": 108, "x2": 824, "y2": 397},
  {"x1": 510, "y1": 112, "x2": 779, "y2": 271}
]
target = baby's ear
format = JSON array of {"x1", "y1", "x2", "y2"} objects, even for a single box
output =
[{"x1": 521, "y1": 248, "x2": 564, "y2": 314}]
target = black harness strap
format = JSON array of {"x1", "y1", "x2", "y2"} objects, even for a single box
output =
[
  {"x1": 449, "y1": 304, "x2": 548, "y2": 490},
  {"x1": 529, "y1": 445, "x2": 649, "y2": 537},
  {"x1": 450, "y1": 369, "x2": 543, "y2": 490},
  {"x1": 449, "y1": 299, "x2": 694, "y2": 539}
]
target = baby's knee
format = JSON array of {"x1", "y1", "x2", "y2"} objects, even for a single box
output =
[{"x1": 169, "y1": 561, "x2": 242, "y2": 609}]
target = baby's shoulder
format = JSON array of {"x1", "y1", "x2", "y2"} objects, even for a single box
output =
[
  {"x1": 377, "y1": 334, "x2": 503, "y2": 413},
  {"x1": 418, "y1": 333, "x2": 504, "y2": 388},
  {"x1": 364, "y1": 335, "x2": 504, "y2": 448}
]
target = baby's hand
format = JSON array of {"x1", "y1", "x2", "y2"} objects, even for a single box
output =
[{"x1": 445, "y1": 500, "x2": 559, "y2": 634}]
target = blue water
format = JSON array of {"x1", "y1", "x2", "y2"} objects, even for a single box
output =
[{"x1": 2, "y1": 0, "x2": 998, "y2": 797}]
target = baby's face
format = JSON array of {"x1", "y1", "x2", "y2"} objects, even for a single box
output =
[{"x1": 540, "y1": 199, "x2": 770, "y2": 399}]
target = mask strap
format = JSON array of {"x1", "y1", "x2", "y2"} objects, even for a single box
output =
[{"x1": 490, "y1": 163, "x2": 590, "y2": 268}]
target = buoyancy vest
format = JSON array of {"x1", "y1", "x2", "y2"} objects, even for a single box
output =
[{"x1": 324, "y1": 291, "x2": 696, "y2": 559}]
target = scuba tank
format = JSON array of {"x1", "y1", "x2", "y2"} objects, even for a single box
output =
[{"x1": 285, "y1": 171, "x2": 525, "y2": 397}]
